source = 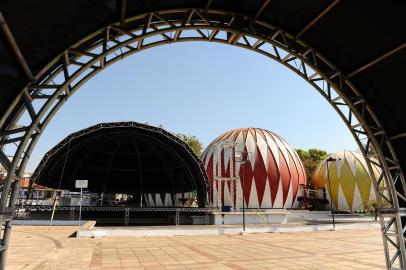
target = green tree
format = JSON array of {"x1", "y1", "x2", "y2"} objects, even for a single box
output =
[
  {"x1": 152, "y1": 124, "x2": 203, "y2": 156},
  {"x1": 176, "y1": 134, "x2": 203, "y2": 156},
  {"x1": 296, "y1": 148, "x2": 328, "y2": 186}
]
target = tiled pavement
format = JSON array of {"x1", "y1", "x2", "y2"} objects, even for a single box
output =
[{"x1": 6, "y1": 226, "x2": 388, "y2": 269}]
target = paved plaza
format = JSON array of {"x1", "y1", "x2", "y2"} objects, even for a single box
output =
[{"x1": 7, "y1": 226, "x2": 387, "y2": 269}]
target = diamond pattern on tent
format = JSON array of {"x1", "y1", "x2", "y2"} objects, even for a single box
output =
[
  {"x1": 278, "y1": 151, "x2": 291, "y2": 206},
  {"x1": 340, "y1": 159, "x2": 356, "y2": 209},
  {"x1": 159, "y1": 193, "x2": 166, "y2": 206},
  {"x1": 288, "y1": 152, "x2": 299, "y2": 202},
  {"x1": 253, "y1": 146, "x2": 268, "y2": 206},
  {"x1": 327, "y1": 163, "x2": 340, "y2": 209},
  {"x1": 245, "y1": 130, "x2": 257, "y2": 170},
  {"x1": 354, "y1": 158, "x2": 371, "y2": 208},
  {"x1": 256, "y1": 130, "x2": 269, "y2": 170},
  {"x1": 312, "y1": 151, "x2": 383, "y2": 211},
  {"x1": 267, "y1": 147, "x2": 280, "y2": 206},
  {"x1": 151, "y1": 193, "x2": 156, "y2": 206},
  {"x1": 203, "y1": 128, "x2": 307, "y2": 209},
  {"x1": 314, "y1": 162, "x2": 326, "y2": 188},
  {"x1": 240, "y1": 155, "x2": 254, "y2": 206}
]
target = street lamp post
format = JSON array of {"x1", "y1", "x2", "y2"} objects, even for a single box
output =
[
  {"x1": 241, "y1": 161, "x2": 246, "y2": 232},
  {"x1": 236, "y1": 151, "x2": 249, "y2": 232},
  {"x1": 326, "y1": 157, "x2": 337, "y2": 229}
]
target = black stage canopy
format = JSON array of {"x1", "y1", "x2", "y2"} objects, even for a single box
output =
[
  {"x1": 31, "y1": 122, "x2": 209, "y2": 207},
  {"x1": 0, "y1": 1, "x2": 405, "y2": 174}
]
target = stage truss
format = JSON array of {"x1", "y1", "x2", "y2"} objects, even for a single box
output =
[
  {"x1": 0, "y1": 8, "x2": 404, "y2": 269},
  {"x1": 29, "y1": 121, "x2": 210, "y2": 207}
]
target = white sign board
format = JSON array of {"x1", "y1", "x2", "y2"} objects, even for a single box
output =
[{"x1": 75, "y1": 180, "x2": 88, "y2": 189}]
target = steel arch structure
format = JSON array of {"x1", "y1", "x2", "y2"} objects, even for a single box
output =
[{"x1": 0, "y1": 4, "x2": 404, "y2": 270}]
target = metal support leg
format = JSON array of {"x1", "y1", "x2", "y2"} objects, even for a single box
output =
[
  {"x1": 124, "y1": 208, "x2": 129, "y2": 226},
  {"x1": 175, "y1": 209, "x2": 180, "y2": 226},
  {"x1": 69, "y1": 207, "x2": 75, "y2": 220},
  {"x1": 0, "y1": 179, "x2": 20, "y2": 267}
]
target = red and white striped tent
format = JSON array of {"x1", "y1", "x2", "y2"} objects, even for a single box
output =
[{"x1": 202, "y1": 128, "x2": 307, "y2": 209}]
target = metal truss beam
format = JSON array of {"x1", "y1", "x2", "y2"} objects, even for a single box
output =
[
  {"x1": 348, "y1": 42, "x2": 406, "y2": 78},
  {"x1": 254, "y1": 0, "x2": 271, "y2": 19},
  {"x1": 205, "y1": 0, "x2": 213, "y2": 10},
  {"x1": 390, "y1": 133, "x2": 406, "y2": 141},
  {"x1": 0, "y1": 12, "x2": 35, "y2": 82},
  {"x1": 0, "y1": 150, "x2": 11, "y2": 171},
  {"x1": 0, "y1": 8, "x2": 404, "y2": 270},
  {"x1": 120, "y1": 0, "x2": 127, "y2": 27},
  {"x1": 19, "y1": 205, "x2": 215, "y2": 212},
  {"x1": 296, "y1": 0, "x2": 341, "y2": 38}
]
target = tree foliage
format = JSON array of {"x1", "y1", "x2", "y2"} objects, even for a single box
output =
[
  {"x1": 146, "y1": 123, "x2": 204, "y2": 156},
  {"x1": 296, "y1": 148, "x2": 328, "y2": 185},
  {"x1": 176, "y1": 134, "x2": 203, "y2": 156}
]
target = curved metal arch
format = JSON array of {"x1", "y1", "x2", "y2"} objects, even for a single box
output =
[{"x1": 0, "y1": 8, "x2": 404, "y2": 269}]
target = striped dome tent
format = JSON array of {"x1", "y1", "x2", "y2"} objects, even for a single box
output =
[
  {"x1": 312, "y1": 151, "x2": 380, "y2": 211},
  {"x1": 202, "y1": 128, "x2": 307, "y2": 209}
]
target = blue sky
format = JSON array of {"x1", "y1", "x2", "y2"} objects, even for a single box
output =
[{"x1": 25, "y1": 42, "x2": 357, "y2": 172}]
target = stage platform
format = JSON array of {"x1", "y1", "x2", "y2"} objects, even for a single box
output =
[
  {"x1": 15, "y1": 206, "x2": 375, "y2": 226},
  {"x1": 211, "y1": 209, "x2": 290, "y2": 225},
  {"x1": 76, "y1": 220, "x2": 380, "y2": 238}
]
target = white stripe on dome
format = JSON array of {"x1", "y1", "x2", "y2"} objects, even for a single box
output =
[
  {"x1": 223, "y1": 147, "x2": 231, "y2": 175},
  {"x1": 283, "y1": 143, "x2": 302, "y2": 197},
  {"x1": 234, "y1": 131, "x2": 245, "y2": 155},
  {"x1": 345, "y1": 151, "x2": 357, "y2": 176},
  {"x1": 230, "y1": 129, "x2": 240, "y2": 142},
  {"x1": 352, "y1": 152, "x2": 371, "y2": 177},
  {"x1": 337, "y1": 186, "x2": 348, "y2": 211},
  {"x1": 143, "y1": 195, "x2": 148, "y2": 206},
  {"x1": 262, "y1": 179, "x2": 272, "y2": 208},
  {"x1": 284, "y1": 179, "x2": 294, "y2": 208},
  {"x1": 272, "y1": 135, "x2": 290, "y2": 168},
  {"x1": 174, "y1": 193, "x2": 180, "y2": 207},
  {"x1": 164, "y1": 194, "x2": 172, "y2": 207},
  {"x1": 352, "y1": 184, "x2": 363, "y2": 211},
  {"x1": 248, "y1": 179, "x2": 259, "y2": 208},
  {"x1": 335, "y1": 152, "x2": 345, "y2": 178},
  {"x1": 148, "y1": 194, "x2": 155, "y2": 207},
  {"x1": 256, "y1": 130, "x2": 269, "y2": 170},
  {"x1": 245, "y1": 130, "x2": 257, "y2": 170},
  {"x1": 273, "y1": 178, "x2": 284, "y2": 208},
  {"x1": 203, "y1": 148, "x2": 214, "y2": 168},
  {"x1": 155, "y1": 195, "x2": 163, "y2": 207},
  {"x1": 279, "y1": 138, "x2": 303, "y2": 180},
  {"x1": 263, "y1": 132, "x2": 280, "y2": 168},
  {"x1": 236, "y1": 178, "x2": 243, "y2": 209},
  {"x1": 216, "y1": 130, "x2": 232, "y2": 143},
  {"x1": 223, "y1": 183, "x2": 232, "y2": 206}
]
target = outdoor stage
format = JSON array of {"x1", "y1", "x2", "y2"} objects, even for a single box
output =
[
  {"x1": 15, "y1": 205, "x2": 376, "y2": 228},
  {"x1": 16, "y1": 205, "x2": 213, "y2": 226},
  {"x1": 76, "y1": 220, "x2": 379, "y2": 238}
]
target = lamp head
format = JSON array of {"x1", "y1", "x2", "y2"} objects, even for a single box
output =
[{"x1": 326, "y1": 157, "x2": 341, "y2": 162}]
